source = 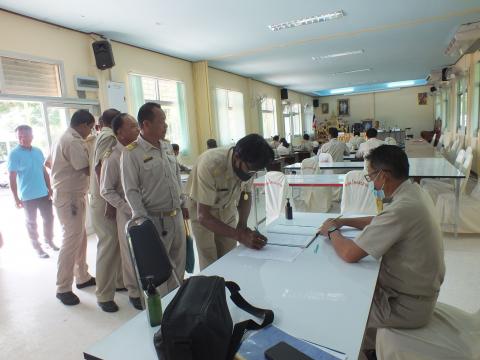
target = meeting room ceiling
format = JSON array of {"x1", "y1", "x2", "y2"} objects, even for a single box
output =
[{"x1": 1, "y1": 0, "x2": 480, "y2": 95}]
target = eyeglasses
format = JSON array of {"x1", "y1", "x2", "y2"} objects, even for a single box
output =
[
  {"x1": 364, "y1": 170, "x2": 381, "y2": 182},
  {"x1": 244, "y1": 161, "x2": 258, "y2": 175}
]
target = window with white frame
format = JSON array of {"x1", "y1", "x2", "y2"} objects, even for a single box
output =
[
  {"x1": 129, "y1": 74, "x2": 189, "y2": 153},
  {"x1": 0, "y1": 55, "x2": 62, "y2": 97},
  {"x1": 291, "y1": 103, "x2": 302, "y2": 136},
  {"x1": 434, "y1": 93, "x2": 442, "y2": 121},
  {"x1": 472, "y1": 62, "x2": 480, "y2": 135},
  {"x1": 456, "y1": 76, "x2": 468, "y2": 130},
  {"x1": 261, "y1": 97, "x2": 277, "y2": 138},
  {"x1": 215, "y1": 88, "x2": 246, "y2": 146}
]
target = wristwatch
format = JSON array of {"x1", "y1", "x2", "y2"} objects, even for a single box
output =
[{"x1": 327, "y1": 226, "x2": 338, "y2": 240}]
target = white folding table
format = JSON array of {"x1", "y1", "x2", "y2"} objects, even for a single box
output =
[{"x1": 84, "y1": 212, "x2": 381, "y2": 360}]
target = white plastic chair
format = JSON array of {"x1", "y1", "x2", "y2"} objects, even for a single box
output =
[
  {"x1": 340, "y1": 170, "x2": 377, "y2": 215},
  {"x1": 430, "y1": 133, "x2": 437, "y2": 145},
  {"x1": 294, "y1": 157, "x2": 332, "y2": 213},
  {"x1": 435, "y1": 135, "x2": 444, "y2": 151},
  {"x1": 376, "y1": 303, "x2": 480, "y2": 360},
  {"x1": 265, "y1": 171, "x2": 290, "y2": 226},
  {"x1": 384, "y1": 137, "x2": 397, "y2": 146}
]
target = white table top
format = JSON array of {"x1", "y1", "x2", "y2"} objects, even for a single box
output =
[
  {"x1": 254, "y1": 174, "x2": 345, "y2": 187},
  {"x1": 84, "y1": 212, "x2": 380, "y2": 360},
  {"x1": 285, "y1": 158, "x2": 465, "y2": 178}
]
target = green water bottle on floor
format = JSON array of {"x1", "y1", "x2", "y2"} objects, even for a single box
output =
[{"x1": 145, "y1": 276, "x2": 162, "y2": 327}]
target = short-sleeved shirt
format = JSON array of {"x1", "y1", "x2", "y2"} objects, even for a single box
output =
[
  {"x1": 186, "y1": 147, "x2": 252, "y2": 210},
  {"x1": 356, "y1": 138, "x2": 385, "y2": 158},
  {"x1": 50, "y1": 128, "x2": 90, "y2": 194},
  {"x1": 354, "y1": 180, "x2": 445, "y2": 298},
  {"x1": 121, "y1": 135, "x2": 182, "y2": 218},
  {"x1": 7, "y1": 145, "x2": 48, "y2": 201},
  {"x1": 90, "y1": 127, "x2": 116, "y2": 197},
  {"x1": 320, "y1": 139, "x2": 349, "y2": 162},
  {"x1": 349, "y1": 135, "x2": 365, "y2": 150}
]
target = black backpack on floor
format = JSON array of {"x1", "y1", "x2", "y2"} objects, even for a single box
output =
[{"x1": 154, "y1": 275, "x2": 274, "y2": 360}]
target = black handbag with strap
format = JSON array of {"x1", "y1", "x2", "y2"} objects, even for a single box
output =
[{"x1": 153, "y1": 275, "x2": 274, "y2": 360}]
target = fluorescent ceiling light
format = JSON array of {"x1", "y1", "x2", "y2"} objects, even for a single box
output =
[
  {"x1": 312, "y1": 49, "x2": 364, "y2": 60},
  {"x1": 268, "y1": 10, "x2": 344, "y2": 32},
  {"x1": 330, "y1": 87, "x2": 354, "y2": 94},
  {"x1": 331, "y1": 68, "x2": 371, "y2": 76},
  {"x1": 386, "y1": 80, "x2": 415, "y2": 88}
]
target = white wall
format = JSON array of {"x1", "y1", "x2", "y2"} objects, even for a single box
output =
[{"x1": 317, "y1": 86, "x2": 434, "y2": 138}]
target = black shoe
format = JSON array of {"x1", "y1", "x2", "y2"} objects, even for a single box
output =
[
  {"x1": 116, "y1": 287, "x2": 127, "y2": 292},
  {"x1": 364, "y1": 349, "x2": 377, "y2": 360},
  {"x1": 129, "y1": 297, "x2": 143, "y2": 310},
  {"x1": 46, "y1": 242, "x2": 60, "y2": 251},
  {"x1": 76, "y1": 277, "x2": 96, "y2": 289},
  {"x1": 98, "y1": 301, "x2": 119, "y2": 313},
  {"x1": 36, "y1": 248, "x2": 50, "y2": 259},
  {"x1": 56, "y1": 291, "x2": 80, "y2": 306}
]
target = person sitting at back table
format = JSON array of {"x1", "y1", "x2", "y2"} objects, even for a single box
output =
[
  {"x1": 206, "y1": 138, "x2": 217, "y2": 150},
  {"x1": 319, "y1": 127, "x2": 349, "y2": 162},
  {"x1": 356, "y1": 128, "x2": 384, "y2": 159},
  {"x1": 276, "y1": 138, "x2": 290, "y2": 156},
  {"x1": 171, "y1": 143, "x2": 191, "y2": 173},
  {"x1": 300, "y1": 134, "x2": 313, "y2": 152},
  {"x1": 349, "y1": 131, "x2": 365, "y2": 150},
  {"x1": 269, "y1": 135, "x2": 280, "y2": 149},
  {"x1": 318, "y1": 145, "x2": 445, "y2": 359}
]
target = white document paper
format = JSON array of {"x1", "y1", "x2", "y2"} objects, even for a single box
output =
[
  {"x1": 265, "y1": 232, "x2": 314, "y2": 248},
  {"x1": 266, "y1": 224, "x2": 317, "y2": 236},
  {"x1": 237, "y1": 245, "x2": 303, "y2": 262}
]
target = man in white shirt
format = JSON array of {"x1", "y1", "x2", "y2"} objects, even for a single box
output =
[
  {"x1": 356, "y1": 128, "x2": 384, "y2": 159},
  {"x1": 349, "y1": 131, "x2": 365, "y2": 150},
  {"x1": 319, "y1": 127, "x2": 349, "y2": 162}
]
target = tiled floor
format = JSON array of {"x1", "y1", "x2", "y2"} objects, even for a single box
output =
[{"x1": 0, "y1": 188, "x2": 479, "y2": 359}]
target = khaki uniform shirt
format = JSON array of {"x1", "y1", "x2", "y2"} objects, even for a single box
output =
[
  {"x1": 121, "y1": 135, "x2": 183, "y2": 218},
  {"x1": 356, "y1": 138, "x2": 385, "y2": 158},
  {"x1": 100, "y1": 142, "x2": 131, "y2": 216},
  {"x1": 320, "y1": 138, "x2": 349, "y2": 162},
  {"x1": 349, "y1": 135, "x2": 365, "y2": 150},
  {"x1": 354, "y1": 180, "x2": 445, "y2": 298},
  {"x1": 51, "y1": 128, "x2": 90, "y2": 194},
  {"x1": 186, "y1": 147, "x2": 252, "y2": 210},
  {"x1": 300, "y1": 140, "x2": 313, "y2": 152},
  {"x1": 90, "y1": 127, "x2": 116, "y2": 197}
]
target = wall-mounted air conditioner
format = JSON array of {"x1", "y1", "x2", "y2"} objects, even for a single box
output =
[
  {"x1": 445, "y1": 21, "x2": 480, "y2": 56},
  {"x1": 74, "y1": 75, "x2": 99, "y2": 91}
]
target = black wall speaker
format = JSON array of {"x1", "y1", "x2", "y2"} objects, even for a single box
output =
[
  {"x1": 280, "y1": 88, "x2": 288, "y2": 100},
  {"x1": 92, "y1": 40, "x2": 115, "y2": 70},
  {"x1": 313, "y1": 99, "x2": 319, "y2": 108}
]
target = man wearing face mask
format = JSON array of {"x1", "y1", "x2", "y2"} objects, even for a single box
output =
[
  {"x1": 318, "y1": 145, "x2": 445, "y2": 358},
  {"x1": 186, "y1": 134, "x2": 274, "y2": 270}
]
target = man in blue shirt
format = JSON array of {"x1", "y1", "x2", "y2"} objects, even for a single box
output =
[{"x1": 8, "y1": 125, "x2": 59, "y2": 258}]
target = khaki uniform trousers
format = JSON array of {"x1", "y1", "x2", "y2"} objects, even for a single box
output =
[
  {"x1": 91, "y1": 195, "x2": 124, "y2": 302},
  {"x1": 53, "y1": 192, "x2": 91, "y2": 293},
  {"x1": 361, "y1": 286, "x2": 438, "y2": 354},
  {"x1": 150, "y1": 210, "x2": 186, "y2": 297},
  {"x1": 189, "y1": 203, "x2": 237, "y2": 271},
  {"x1": 116, "y1": 209, "x2": 140, "y2": 298}
]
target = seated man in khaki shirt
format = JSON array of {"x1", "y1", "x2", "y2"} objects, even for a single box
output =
[
  {"x1": 186, "y1": 134, "x2": 274, "y2": 270},
  {"x1": 319, "y1": 145, "x2": 445, "y2": 358}
]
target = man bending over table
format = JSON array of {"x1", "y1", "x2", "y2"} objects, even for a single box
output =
[{"x1": 318, "y1": 145, "x2": 445, "y2": 359}]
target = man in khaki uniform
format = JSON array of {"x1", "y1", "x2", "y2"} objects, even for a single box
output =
[
  {"x1": 186, "y1": 134, "x2": 274, "y2": 270},
  {"x1": 319, "y1": 127, "x2": 349, "y2": 162},
  {"x1": 121, "y1": 102, "x2": 187, "y2": 295},
  {"x1": 319, "y1": 145, "x2": 445, "y2": 359},
  {"x1": 89, "y1": 108, "x2": 126, "y2": 313},
  {"x1": 100, "y1": 113, "x2": 142, "y2": 310},
  {"x1": 51, "y1": 110, "x2": 96, "y2": 306}
]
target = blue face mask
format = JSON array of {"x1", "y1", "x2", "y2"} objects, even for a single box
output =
[{"x1": 368, "y1": 181, "x2": 385, "y2": 200}]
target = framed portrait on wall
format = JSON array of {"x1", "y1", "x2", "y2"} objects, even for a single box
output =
[
  {"x1": 321, "y1": 103, "x2": 329, "y2": 114},
  {"x1": 338, "y1": 99, "x2": 350, "y2": 116},
  {"x1": 418, "y1": 92, "x2": 427, "y2": 105}
]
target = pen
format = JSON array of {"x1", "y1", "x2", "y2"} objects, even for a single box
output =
[
  {"x1": 314, "y1": 244, "x2": 319, "y2": 254},
  {"x1": 314, "y1": 214, "x2": 344, "y2": 238},
  {"x1": 254, "y1": 226, "x2": 268, "y2": 244}
]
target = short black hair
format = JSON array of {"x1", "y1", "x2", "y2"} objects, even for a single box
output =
[
  {"x1": 328, "y1": 127, "x2": 339, "y2": 138},
  {"x1": 303, "y1": 134, "x2": 310, "y2": 140},
  {"x1": 102, "y1": 108, "x2": 120, "y2": 127},
  {"x1": 235, "y1": 134, "x2": 274, "y2": 170},
  {"x1": 365, "y1": 145, "x2": 409, "y2": 180},
  {"x1": 15, "y1": 125, "x2": 32, "y2": 133},
  {"x1": 354, "y1": 131, "x2": 360, "y2": 137},
  {"x1": 138, "y1": 102, "x2": 161, "y2": 126},
  {"x1": 279, "y1": 137, "x2": 289, "y2": 148},
  {"x1": 207, "y1": 139, "x2": 217, "y2": 149},
  {"x1": 366, "y1": 128, "x2": 378, "y2": 138},
  {"x1": 172, "y1": 143, "x2": 179, "y2": 151},
  {"x1": 70, "y1": 109, "x2": 95, "y2": 127},
  {"x1": 273, "y1": 135, "x2": 279, "y2": 141},
  {"x1": 111, "y1": 113, "x2": 130, "y2": 136}
]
